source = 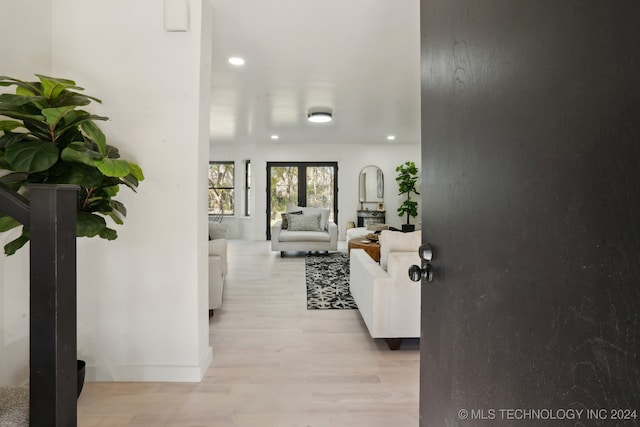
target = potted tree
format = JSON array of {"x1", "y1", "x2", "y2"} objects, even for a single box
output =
[
  {"x1": 0, "y1": 74, "x2": 144, "y2": 397},
  {"x1": 395, "y1": 161, "x2": 419, "y2": 232},
  {"x1": 0, "y1": 74, "x2": 144, "y2": 254}
]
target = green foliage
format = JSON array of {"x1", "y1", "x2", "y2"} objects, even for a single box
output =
[
  {"x1": 395, "y1": 161, "x2": 420, "y2": 224},
  {"x1": 0, "y1": 74, "x2": 144, "y2": 255}
]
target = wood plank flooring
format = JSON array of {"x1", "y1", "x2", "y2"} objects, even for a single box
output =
[{"x1": 77, "y1": 240, "x2": 419, "y2": 426}]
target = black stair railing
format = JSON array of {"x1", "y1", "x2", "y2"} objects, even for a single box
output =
[{"x1": 0, "y1": 182, "x2": 78, "y2": 427}]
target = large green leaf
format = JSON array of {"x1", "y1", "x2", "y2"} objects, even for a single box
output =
[
  {"x1": 42, "y1": 106, "x2": 75, "y2": 127},
  {"x1": 0, "y1": 108, "x2": 45, "y2": 122},
  {"x1": 0, "y1": 132, "x2": 31, "y2": 149},
  {"x1": 4, "y1": 227, "x2": 29, "y2": 256},
  {"x1": 95, "y1": 158, "x2": 130, "y2": 177},
  {"x1": 105, "y1": 144, "x2": 120, "y2": 159},
  {"x1": 80, "y1": 120, "x2": 107, "y2": 155},
  {"x1": 99, "y1": 227, "x2": 117, "y2": 240},
  {"x1": 53, "y1": 93, "x2": 91, "y2": 107},
  {"x1": 61, "y1": 141, "x2": 103, "y2": 166},
  {"x1": 0, "y1": 76, "x2": 41, "y2": 95},
  {"x1": 120, "y1": 174, "x2": 139, "y2": 192},
  {"x1": 0, "y1": 93, "x2": 46, "y2": 107},
  {"x1": 37, "y1": 75, "x2": 80, "y2": 99},
  {"x1": 21, "y1": 119, "x2": 50, "y2": 139},
  {"x1": 0, "y1": 120, "x2": 24, "y2": 131},
  {"x1": 16, "y1": 85, "x2": 36, "y2": 97},
  {"x1": 104, "y1": 210, "x2": 124, "y2": 225},
  {"x1": 48, "y1": 163, "x2": 104, "y2": 188},
  {"x1": 0, "y1": 213, "x2": 21, "y2": 232},
  {"x1": 76, "y1": 212, "x2": 106, "y2": 237},
  {"x1": 4, "y1": 140, "x2": 59, "y2": 172},
  {"x1": 109, "y1": 199, "x2": 127, "y2": 217},
  {"x1": 56, "y1": 114, "x2": 108, "y2": 138},
  {"x1": 128, "y1": 162, "x2": 145, "y2": 181},
  {"x1": 102, "y1": 185, "x2": 119, "y2": 197}
]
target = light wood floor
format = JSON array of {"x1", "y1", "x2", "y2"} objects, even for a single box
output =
[{"x1": 77, "y1": 240, "x2": 420, "y2": 426}]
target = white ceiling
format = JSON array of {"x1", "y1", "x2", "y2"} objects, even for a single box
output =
[{"x1": 208, "y1": 0, "x2": 421, "y2": 145}]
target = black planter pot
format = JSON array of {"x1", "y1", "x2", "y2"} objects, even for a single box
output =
[
  {"x1": 77, "y1": 359, "x2": 86, "y2": 398},
  {"x1": 402, "y1": 224, "x2": 415, "y2": 232}
]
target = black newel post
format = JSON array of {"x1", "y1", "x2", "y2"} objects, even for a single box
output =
[{"x1": 29, "y1": 184, "x2": 79, "y2": 427}]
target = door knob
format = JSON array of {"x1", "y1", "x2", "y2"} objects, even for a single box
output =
[
  {"x1": 418, "y1": 243, "x2": 433, "y2": 261},
  {"x1": 409, "y1": 242, "x2": 434, "y2": 283},
  {"x1": 409, "y1": 263, "x2": 433, "y2": 283}
]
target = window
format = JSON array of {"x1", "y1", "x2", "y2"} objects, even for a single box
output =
[
  {"x1": 245, "y1": 160, "x2": 251, "y2": 216},
  {"x1": 208, "y1": 161, "x2": 234, "y2": 215}
]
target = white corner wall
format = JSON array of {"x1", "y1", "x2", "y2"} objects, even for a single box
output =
[
  {"x1": 0, "y1": 0, "x2": 53, "y2": 386},
  {"x1": 210, "y1": 141, "x2": 421, "y2": 240},
  {"x1": 49, "y1": 0, "x2": 212, "y2": 381}
]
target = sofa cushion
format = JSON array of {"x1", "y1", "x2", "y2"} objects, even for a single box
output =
[
  {"x1": 208, "y1": 222, "x2": 228, "y2": 240},
  {"x1": 379, "y1": 230, "x2": 421, "y2": 270},
  {"x1": 288, "y1": 213, "x2": 322, "y2": 231},
  {"x1": 278, "y1": 229, "x2": 330, "y2": 242}
]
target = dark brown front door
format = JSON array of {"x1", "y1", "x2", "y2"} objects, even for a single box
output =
[{"x1": 419, "y1": 1, "x2": 640, "y2": 425}]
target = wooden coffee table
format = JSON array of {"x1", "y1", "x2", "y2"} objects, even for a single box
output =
[{"x1": 348, "y1": 238, "x2": 381, "y2": 262}]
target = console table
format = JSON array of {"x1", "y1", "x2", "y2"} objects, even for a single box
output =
[{"x1": 357, "y1": 210, "x2": 385, "y2": 227}]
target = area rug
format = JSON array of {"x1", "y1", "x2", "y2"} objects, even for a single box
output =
[{"x1": 305, "y1": 253, "x2": 357, "y2": 309}]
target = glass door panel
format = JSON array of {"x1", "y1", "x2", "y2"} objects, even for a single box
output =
[
  {"x1": 269, "y1": 166, "x2": 298, "y2": 226},
  {"x1": 306, "y1": 166, "x2": 335, "y2": 221}
]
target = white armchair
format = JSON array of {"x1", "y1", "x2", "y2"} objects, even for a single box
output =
[
  {"x1": 208, "y1": 223, "x2": 228, "y2": 317},
  {"x1": 349, "y1": 230, "x2": 421, "y2": 349},
  {"x1": 271, "y1": 206, "x2": 338, "y2": 256}
]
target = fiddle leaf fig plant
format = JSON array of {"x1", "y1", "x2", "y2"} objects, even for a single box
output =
[
  {"x1": 395, "y1": 161, "x2": 419, "y2": 226},
  {"x1": 0, "y1": 74, "x2": 144, "y2": 255}
]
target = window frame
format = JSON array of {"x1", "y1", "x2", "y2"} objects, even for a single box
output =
[
  {"x1": 208, "y1": 161, "x2": 235, "y2": 216},
  {"x1": 244, "y1": 160, "x2": 251, "y2": 217}
]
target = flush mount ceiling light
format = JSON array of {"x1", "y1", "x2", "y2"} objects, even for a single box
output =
[
  {"x1": 307, "y1": 108, "x2": 333, "y2": 123},
  {"x1": 228, "y1": 57, "x2": 245, "y2": 66},
  {"x1": 387, "y1": 135, "x2": 396, "y2": 141}
]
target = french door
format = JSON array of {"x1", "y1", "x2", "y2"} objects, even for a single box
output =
[{"x1": 266, "y1": 162, "x2": 338, "y2": 239}]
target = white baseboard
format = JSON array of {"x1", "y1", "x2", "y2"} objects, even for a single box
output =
[{"x1": 85, "y1": 346, "x2": 213, "y2": 382}]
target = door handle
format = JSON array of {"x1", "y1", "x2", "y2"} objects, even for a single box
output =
[{"x1": 408, "y1": 243, "x2": 434, "y2": 283}]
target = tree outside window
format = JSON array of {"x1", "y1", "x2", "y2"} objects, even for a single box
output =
[{"x1": 209, "y1": 161, "x2": 234, "y2": 215}]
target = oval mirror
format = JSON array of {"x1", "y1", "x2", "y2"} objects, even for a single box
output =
[{"x1": 359, "y1": 165, "x2": 384, "y2": 203}]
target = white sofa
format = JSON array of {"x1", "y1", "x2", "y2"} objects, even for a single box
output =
[
  {"x1": 208, "y1": 222, "x2": 228, "y2": 317},
  {"x1": 349, "y1": 230, "x2": 422, "y2": 349},
  {"x1": 271, "y1": 206, "x2": 338, "y2": 256}
]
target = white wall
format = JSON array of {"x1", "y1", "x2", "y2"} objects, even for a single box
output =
[
  {"x1": 47, "y1": 0, "x2": 212, "y2": 381},
  {"x1": 0, "y1": 0, "x2": 53, "y2": 386},
  {"x1": 211, "y1": 141, "x2": 421, "y2": 240},
  {"x1": 49, "y1": 0, "x2": 209, "y2": 382}
]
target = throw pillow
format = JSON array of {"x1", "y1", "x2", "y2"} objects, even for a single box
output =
[
  {"x1": 379, "y1": 230, "x2": 421, "y2": 270},
  {"x1": 301, "y1": 207, "x2": 330, "y2": 231},
  {"x1": 288, "y1": 213, "x2": 322, "y2": 232},
  {"x1": 281, "y1": 211, "x2": 302, "y2": 229}
]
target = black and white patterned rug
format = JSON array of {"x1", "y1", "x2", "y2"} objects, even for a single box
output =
[{"x1": 305, "y1": 253, "x2": 357, "y2": 309}]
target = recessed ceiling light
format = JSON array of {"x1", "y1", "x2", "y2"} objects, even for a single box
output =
[
  {"x1": 228, "y1": 57, "x2": 245, "y2": 66},
  {"x1": 387, "y1": 135, "x2": 396, "y2": 141},
  {"x1": 270, "y1": 135, "x2": 279, "y2": 140},
  {"x1": 307, "y1": 109, "x2": 333, "y2": 123}
]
